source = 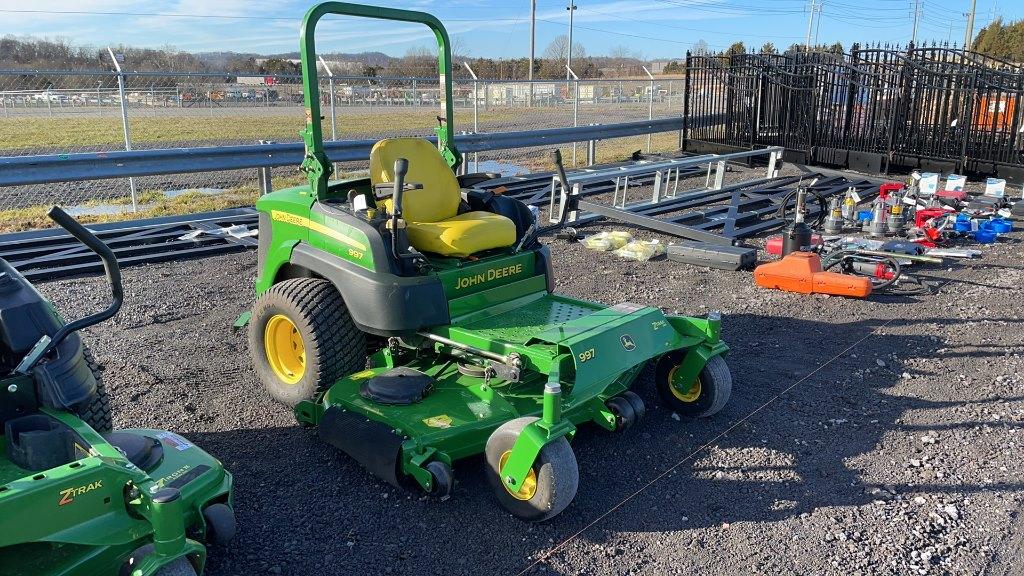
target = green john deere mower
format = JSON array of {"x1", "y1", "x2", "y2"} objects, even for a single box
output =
[
  {"x1": 248, "y1": 2, "x2": 732, "y2": 521},
  {"x1": 1, "y1": 207, "x2": 235, "y2": 575}
]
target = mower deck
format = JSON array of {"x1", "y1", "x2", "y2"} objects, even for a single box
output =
[
  {"x1": 296, "y1": 286, "x2": 726, "y2": 490},
  {"x1": 309, "y1": 358, "x2": 638, "y2": 462}
]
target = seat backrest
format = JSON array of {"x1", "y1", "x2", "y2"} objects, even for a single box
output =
[{"x1": 369, "y1": 138, "x2": 461, "y2": 223}]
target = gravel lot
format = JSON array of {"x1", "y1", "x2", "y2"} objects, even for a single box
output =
[{"x1": 37, "y1": 185, "x2": 1024, "y2": 575}]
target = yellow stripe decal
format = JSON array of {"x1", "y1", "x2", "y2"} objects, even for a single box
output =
[{"x1": 270, "y1": 210, "x2": 367, "y2": 252}]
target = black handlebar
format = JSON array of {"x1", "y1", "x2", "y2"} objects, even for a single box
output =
[
  {"x1": 550, "y1": 149, "x2": 570, "y2": 193},
  {"x1": 17, "y1": 207, "x2": 123, "y2": 373},
  {"x1": 389, "y1": 158, "x2": 419, "y2": 261},
  {"x1": 514, "y1": 149, "x2": 573, "y2": 253},
  {"x1": 538, "y1": 149, "x2": 573, "y2": 234},
  {"x1": 392, "y1": 158, "x2": 409, "y2": 219}
]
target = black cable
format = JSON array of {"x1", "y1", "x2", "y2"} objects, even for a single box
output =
[
  {"x1": 820, "y1": 249, "x2": 901, "y2": 291},
  {"x1": 776, "y1": 187, "x2": 828, "y2": 228}
]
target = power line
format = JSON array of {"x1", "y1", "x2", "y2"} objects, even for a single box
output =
[
  {"x1": 577, "y1": 4, "x2": 806, "y2": 40},
  {"x1": 0, "y1": 8, "x2": 294, "y2": 20}
]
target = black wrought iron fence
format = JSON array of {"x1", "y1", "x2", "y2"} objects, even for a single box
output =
[{"x1": 684, "y1": 44, "x2": 1024, "y2": 182}]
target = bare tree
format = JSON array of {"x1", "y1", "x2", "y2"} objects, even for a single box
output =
[
  {"x1": 608, "y1": 45, "x2": 642, "y2": 75},
  {"x1": 391, "y1": 45, "x2": 434, "y2": 77},
  {"x1": 541, "y1": 34, "x2": 586, "y2": 77},
  {"x1": 450, "y1": 34, "x2": 469, "y2": 60},
  {"x1": 692, "y1": 39, "x2": 710, "y2": 56}
]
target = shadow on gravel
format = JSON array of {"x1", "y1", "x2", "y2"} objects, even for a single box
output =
[
  {"x1": 192, "y1": 313, "x2": 1018, "y2": 576},
  {"x1": 513, "y1": 313, "x2": 1021, "y2": 573}
]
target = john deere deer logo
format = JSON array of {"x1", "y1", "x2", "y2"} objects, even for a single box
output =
[{"x1": 620, "y1": 334, "x2": 636, "y2": 351}]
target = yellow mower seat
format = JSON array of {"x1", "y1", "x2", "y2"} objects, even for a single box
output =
[{"x1": 370, "y1": 138, "x2": 516, "y2": 258}]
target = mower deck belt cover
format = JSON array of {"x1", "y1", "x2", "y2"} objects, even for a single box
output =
[
  {"x1": 754, "y1": 252, "x2": 872, "y2": 298},
  {"x1": 667, "y1": 242, "x2": 757, "y2": 270}
]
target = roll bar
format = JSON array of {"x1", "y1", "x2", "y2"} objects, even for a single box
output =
[{"x1": 298, "y1": 2, "x2": 461, "y2": 199}]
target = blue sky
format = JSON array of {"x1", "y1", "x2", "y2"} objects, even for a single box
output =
[{"x1": 0, "y1": 0, "x2": 1018, "y2": 59}]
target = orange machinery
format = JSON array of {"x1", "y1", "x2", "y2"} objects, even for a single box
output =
[
  {"x1": 754, "y1": 252, "x2": 872, "y2": 298},
  {"x1": 974, "y1": 95, "x2": 1017, "y2": 130}
]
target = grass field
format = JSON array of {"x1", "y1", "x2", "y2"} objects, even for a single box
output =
[
  {"x1": 0, "y1": 187, "x2": 261, "y2": 232},
  {"x1": 0, "y1": 110, "x2": 682, "y2": 232},
  {"x1": 0, "y1": 108, "x2": 531, "y2": 151}
]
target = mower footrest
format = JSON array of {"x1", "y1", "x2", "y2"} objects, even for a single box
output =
[{"x1": 4, "y1": 414, "x2": 75, "y2": 472}]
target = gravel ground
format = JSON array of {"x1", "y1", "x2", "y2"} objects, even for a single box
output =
[{"x1": 37, "y1": 180, "x2": 1024, "y2": 576}]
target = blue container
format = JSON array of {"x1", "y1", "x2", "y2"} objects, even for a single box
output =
[
  {"x1": 974, "y1": 229, "x2": 997, "y2": 243},
  {"x1": 989, "y1": 219, "x2": 1013, "y2": 234},
  {"x1": 857, "y1": 210, "x2": 872, "y2": 222},
  {"x1": 953, "y1": 218, "x2": 973, "y2": 233}
]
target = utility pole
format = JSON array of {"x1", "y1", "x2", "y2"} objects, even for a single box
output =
[
  {"x1": 529, "y1": 0, "x2": 536, "y2": 106},
  {"x1": 910, "y1": 0, "x2": 921, "y2": 45},
  {"x1": 964, "y1": 0, "x2": 977, "y2": 47},
  {"x1": 566, "y1": 2, "x2": 577, "y2": 83},
  {"x1": 805, "y1": 0, "x2": 816, "y2": 49},
  {"x1": 814, "y1": 1, "x2": 824, "y2": 46}
]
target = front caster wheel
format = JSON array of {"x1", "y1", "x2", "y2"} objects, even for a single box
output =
[
  {"x1": 620, "y1": 390, "x2": 646, "y2": 422},
  {"x1": 426, "y1": 460, "x2": 453, "y2": 499},
  {"x1": 202, "y1": 503, "x2": 237, "y2": 546},
  {"x1": 606, "y1": 394, "x2": 640, "y2": 432},
  {"x1": 484, "y1": 417, "x2": 579, "y2": 522},
  {"x1": 655, "y1": 353, "x2": 732, "y2": 418}
]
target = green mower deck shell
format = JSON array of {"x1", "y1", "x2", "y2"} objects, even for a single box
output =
[
  {"x1": 292, "y1": 263, "x2": 727, "y2": 490},
  {"x1": 251, "y1": 0, "x2": 732, "y2": 516},
  {"x1": 0, "y1": 409, "x2": 232, "y2": 576}
]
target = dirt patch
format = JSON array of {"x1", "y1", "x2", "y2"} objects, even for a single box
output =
[{"x1": 37, "y1": 179, "x2": 1024, "y2": 575}]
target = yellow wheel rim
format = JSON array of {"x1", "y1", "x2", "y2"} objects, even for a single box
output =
[
  {"x1": 499, "y1": 450, "x2": 538, "y2": 501},
  {"x1": 264, "y1": 314, "x2": 305, "y2": 385},
  {"x1": 668, "y1": 366, "x2": 702, "y2": 403}
]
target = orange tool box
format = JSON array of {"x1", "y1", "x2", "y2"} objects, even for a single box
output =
[{"x1": 754, "y1": 252, "x2": 872, "y2": 298}]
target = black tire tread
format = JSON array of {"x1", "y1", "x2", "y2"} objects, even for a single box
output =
[
  {"x1": 251, "y1": 278, "x2": 365, "y2": 405},
  {"x1": 484, "y1": 417, "x2": 579, "y2": 522},
  {"x1": 155, "y1": 558, "x2": 199, "y2": 576},
  {"x1": 699, "y1": 355, "x2": 732, "y2": 418},
  {"x1": 620, "y1": 390, "x2": 646, "y2": 423},
  {"x1": 76, "y1": 347, "x2": 113, "y2": 433},
  {"x1": 202, "y1": 502, "x2": 237, "y2": 546},
  {"x1": 606, "y1": 395, "x2": 635, "y2": 432},
  {"x1": 653, "y1": 352, "x2": 732, "y2": 418}
]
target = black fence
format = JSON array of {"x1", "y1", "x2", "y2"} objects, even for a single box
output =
[{"x1": 683, "y1": 44, "x2": 1024, "y2": 182}]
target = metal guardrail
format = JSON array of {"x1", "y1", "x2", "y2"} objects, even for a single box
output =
[{"x1": 0, "y1": 117, "x2": 685, "y2": 187}]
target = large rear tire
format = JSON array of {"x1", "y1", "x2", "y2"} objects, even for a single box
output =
[
  {"x1": 250, "y1": 278, "x2": 366, "y2": 407},
  {"x1": 484, "y1": 417, "x2": 578, "y2": 522},
  {"x1": 76, "y1": 347, "x2": 112, "y2": 433}
]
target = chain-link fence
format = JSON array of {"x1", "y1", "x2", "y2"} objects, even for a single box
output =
[{"x1": 0, "y1": 68, "x2": 686, "y2": 229}]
